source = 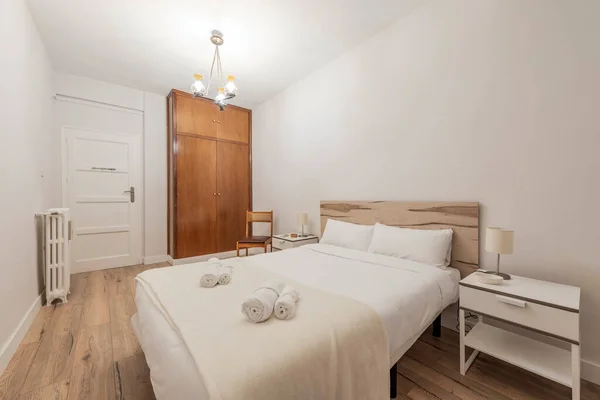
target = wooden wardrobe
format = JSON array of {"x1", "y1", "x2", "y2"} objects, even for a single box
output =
[{"x1": 167, "y1": 90, "x2": 252, "y2": 259}]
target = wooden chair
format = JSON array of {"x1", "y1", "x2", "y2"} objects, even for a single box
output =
[{"x1": 236, "y1": 210, "x2": 273, "y2": 257}]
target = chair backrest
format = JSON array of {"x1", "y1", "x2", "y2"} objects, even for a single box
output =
[{"x1": 246, "y1": 210, "x2": 273, "y2": 237}]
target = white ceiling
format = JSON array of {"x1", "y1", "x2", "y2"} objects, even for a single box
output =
[{"x1": 27, "y1": 0, "x2": 425, "y2": 108}]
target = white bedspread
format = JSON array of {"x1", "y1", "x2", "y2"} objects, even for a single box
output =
[
  {"x1": 251, "y1": 244, "x2": 458, "y2": 362},
  {"x1": 132, "y1": 244, "x2": 459, "y2": 400}
]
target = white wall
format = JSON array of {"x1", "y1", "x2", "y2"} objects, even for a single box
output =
[
  {"x1": 54, "y1": 73, "x2": 144, "y2": 110},
  {"x1": 253, "y1": 0, "x2": 600, "y2": 378},
  {"x1": 54, "y1": 73, "x2": 168, "y2": 263},
  {"x1": 0, "y1": 0, "x2": 55, "y2": 372},
  {"x1": 144, "y1": 92, "x2": 168, "y2": 262}
]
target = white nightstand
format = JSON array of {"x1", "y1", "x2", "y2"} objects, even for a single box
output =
[
  {"x1": 459, "y1": 273, "x2": 581, "y2": 399},
  {"x1": 272, "y1": 233, "x2": 318, "y2": 251}
]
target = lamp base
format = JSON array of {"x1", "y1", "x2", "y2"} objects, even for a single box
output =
[{"x1": 482, "y1": 270, "x2": 511, "y2": 280}]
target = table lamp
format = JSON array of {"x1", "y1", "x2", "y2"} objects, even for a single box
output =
[
  {"x1": 297, "y1": 213, "x2": 308, "y2": 237},
  {"x1": 484, "y1": 227, "x2": 514, "y2": 280}
]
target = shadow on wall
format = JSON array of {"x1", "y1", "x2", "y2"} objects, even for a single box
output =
[{"x1": 34, "y1": 215, "x2": 46, "y2": 304}]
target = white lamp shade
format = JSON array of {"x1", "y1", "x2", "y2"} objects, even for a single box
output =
[
  {"x1": 485, "y1": 227, "x2": 514, "y2": 254},
  {"x1": 297, "y1": 213, "x2": 308, "y2": 225}
]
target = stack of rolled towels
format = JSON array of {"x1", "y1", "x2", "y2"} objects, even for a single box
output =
[
  {"x1": 241, "y1": 279, "x2": 300, "y2": 323},
  {"x1": 199, "y1": 258, "x2": 232, "y2": 288}
]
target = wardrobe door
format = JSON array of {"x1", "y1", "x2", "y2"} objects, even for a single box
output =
[
  {"x1": 176, "y1": 135, "x2": 217, "y2": 258},
  {"x1": 216, "y1": 142, "x2": 250, "y2": 252},
  {"x1": 175, "y1": 95, "x2": 218, "y2": 138},
  {"x1": 217, "y1": 107, "x2": 249, "y2": 143}
]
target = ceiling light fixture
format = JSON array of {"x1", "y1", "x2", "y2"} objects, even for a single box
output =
[{"x1": 191, "y1": 30, "x2": 237, "y2": 111}]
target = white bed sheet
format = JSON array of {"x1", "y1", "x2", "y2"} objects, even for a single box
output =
[{"x1": 132, "y1": 244, "x2": 460, "y2": 400}]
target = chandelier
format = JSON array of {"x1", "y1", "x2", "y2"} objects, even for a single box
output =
[{"x1": 191, "y1": 30, "x2": 238, "y2": 111}]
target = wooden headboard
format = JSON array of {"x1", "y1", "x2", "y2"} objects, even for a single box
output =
[{"x1": 320, "y1": 201, "x2": 479, "y2": 277}]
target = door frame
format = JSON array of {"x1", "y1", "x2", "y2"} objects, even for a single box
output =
[{"x1": 61, "y1": 126, "x2": 144, "y2": 270}]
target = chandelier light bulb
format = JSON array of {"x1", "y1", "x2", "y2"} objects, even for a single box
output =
[
  {"x1": 214, "y1": 87, "x2": 227, "y2": 111},
  {"x1": 224, "y1": 75, "x2": 237, "y2": 98},
  {"x1": 215, "y1": 87, "x2": 226, "y2": 102},
  {"x1": 191, "y1": 74, "x2": 207, "y2": 98}
]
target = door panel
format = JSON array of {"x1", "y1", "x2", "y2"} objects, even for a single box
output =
[
  {"x1": 217, "y1": 107, "x2": 249, "y2": 143},
  {"x1": 216, "y1": 142, "x2": 249, "y2": 252},
  {"x1": 64, "y1": 128, "x2": 141, "y2": 273},
  {"x1": 74, "y1": 170, "x2": 129, "y2": 196},
  {"x1": 176, "y1": 135, "x2": 217, "y2": 257},
  {"x1": 75, "y1": 232, "x2": 130, "y2": 261},
  {"x1": 175, "y1": 95, "x2": 218, "y2": 137},
  {"x1": 74, "y1": 202, "x2": 129, "y2": 227}
]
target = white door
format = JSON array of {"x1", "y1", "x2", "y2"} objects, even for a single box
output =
[{"x1": 63, "y1": 127, "x2": 142, "y2": 273}]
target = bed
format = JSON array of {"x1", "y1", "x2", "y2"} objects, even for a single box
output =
[{"x1": 132, "y1": 201, "x2": 479, "y2": 400}]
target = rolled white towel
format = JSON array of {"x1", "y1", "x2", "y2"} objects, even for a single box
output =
[
  {"x1": 241, "y1": 280, "x2": 285, "y2": 323},
  {"x1": 274, "y1": 286, "x2": 300, "y2": 320},
  {"x1": 207, "y1": 257, "x2": 220, "y2": 265},
  {"x1": 217, "y1": 265, "x2": 232, "y2": 285},
  {"x1": 199, "y1": 264, "x2": 220, "y2": 288}
]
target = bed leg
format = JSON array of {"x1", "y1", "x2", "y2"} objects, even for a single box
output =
[
  {"x1": 432, "y1": 314, "x2": 441, "y2": 337},
  {"x1": 390, "y1": 362, "x2": 397, "y2": 399}
]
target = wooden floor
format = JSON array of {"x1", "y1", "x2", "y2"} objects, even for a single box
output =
[{"x1": 1, "y1": 264, "x2": 599, "y2": 400}]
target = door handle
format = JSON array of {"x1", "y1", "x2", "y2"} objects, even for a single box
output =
[
  {"x1": 92, "y1": 167, "x2": 116, "y2": 171},
  {"x1": 124, "y1": 187, "x2": 135, "y2": 203}
]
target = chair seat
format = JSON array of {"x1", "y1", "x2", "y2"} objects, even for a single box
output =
[{"x1": 238, "y1": 236, "x2": 271, "y2": 244}]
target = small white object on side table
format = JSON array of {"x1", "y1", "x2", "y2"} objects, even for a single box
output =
[
  {"x1": 272, "y1": 233, "x2": 318, "y2": 251},
  {"x1": 459, "y1": 272, "x2": 581, "y2": 399}
]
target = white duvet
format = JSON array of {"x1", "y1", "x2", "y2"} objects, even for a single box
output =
[
  {"x1": 132, "y1": 243, "x2": 459, "y2": 400},
  {"x1": 252, "y1": 244, "x2": 458, "y2": 362}
]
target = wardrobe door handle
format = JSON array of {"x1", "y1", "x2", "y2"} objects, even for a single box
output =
[
  {"x1": 213, "y1": 193, "x2": 216, "y2": 196},
  {"x1": 217, "y1": 193, "x2": 221, "y2": 196}
]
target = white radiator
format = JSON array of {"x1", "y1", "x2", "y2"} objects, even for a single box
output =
[{"x1": 41, "y1": 208, "x2": 71, "y2": 305}]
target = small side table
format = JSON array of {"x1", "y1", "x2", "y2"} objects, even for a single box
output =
[
  {"x1": 272, "y1": 233, "x2": 318, "y2": 251},
  {"x1": 459, "y1": 273, "x2": 581, "y2": 399}
]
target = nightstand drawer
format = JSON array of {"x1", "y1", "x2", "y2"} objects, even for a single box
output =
[
  {"x1": 273, "y1": 238, "x2": 295, "y2": 250},
  {"x1": 460, "y1": 285, "x2": 579, "y2": 343},
  {"x1": 272, "y1": 236, "x2": 318, "y2": 250}
]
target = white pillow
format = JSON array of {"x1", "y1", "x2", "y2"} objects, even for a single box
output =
[
  {"x1": 320, "y1": 219, "x2": 374, "y2": 252},
  {"x1": 367, "y1": 223, "x2": 453, "y2": 269}
]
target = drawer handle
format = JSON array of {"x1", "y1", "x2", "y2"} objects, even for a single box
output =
[{"x1": 496, "y1": 295, "x2": 527, "y2": 308}]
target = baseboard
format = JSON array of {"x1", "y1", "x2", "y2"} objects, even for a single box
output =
[
  {"x1": 172, "y1": 251, "x2": 237, "y2": 265},
  {"x1": 582, "y1": 359, "x2": 600, "y2": 385},
  {"x1": 0, "y1": 294, "x2": 43, "y2": 375},
  {"x1": 143, "y1": 254, "x2": 171, "y2": 265},
  {"x1": 172, "y1": 248, "x2": 264, "y2": 266}
]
